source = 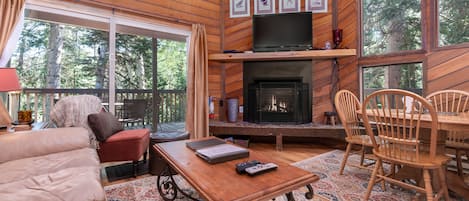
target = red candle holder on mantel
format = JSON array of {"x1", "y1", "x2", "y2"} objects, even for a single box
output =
[{"x1": 333, "y1": 29, "x2": 343, "y2": 49}]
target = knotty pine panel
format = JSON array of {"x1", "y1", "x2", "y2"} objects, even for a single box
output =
[
  {"x1": 337, "y1": 0, "x2": 359, "y2": 96},
  {"x1": 426, "y1": 47, "x2": 469, "y2": 94}
]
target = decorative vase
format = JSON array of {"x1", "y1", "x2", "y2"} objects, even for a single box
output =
[{"x1": 227, "y1": 98, "x2": 238, "y2": 123}]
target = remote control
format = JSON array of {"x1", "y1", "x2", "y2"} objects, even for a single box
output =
[
  {"x1": 236, "y1": 160, "x2": 261, "y2": 174},
  {"x1": 245, "y1": 163, "x2": 278, "y2": 176}
]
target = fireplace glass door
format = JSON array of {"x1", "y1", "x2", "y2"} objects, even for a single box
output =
[{"x1": 248, "y1": 81, "x2": 310, "y2": 124}]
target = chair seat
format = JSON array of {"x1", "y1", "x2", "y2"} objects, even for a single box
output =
[
  {"x1": 98, "y1": 129, "x2": 150, "y2": 163},
  {"x1": 373, "y1": 148, "x2": 451, "y2": 168},
  {"x1": 346, "y1": 135, "x2": 377, "y2": 146}
]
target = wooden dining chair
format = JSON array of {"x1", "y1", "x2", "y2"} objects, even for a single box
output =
[
  {"x1": 426, "y1": 89, "x2": 469, "y2": 180},
  {"x1": 334, "y1": 90, "x2": 375, "y2": 175},
  {"x1": 362, "y1": 89, "x2": 450, "y2": 201}
]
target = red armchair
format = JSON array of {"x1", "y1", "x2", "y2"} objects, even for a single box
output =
[{"x1": 97, "y1": 129, "x2": 150, "y2": 177}]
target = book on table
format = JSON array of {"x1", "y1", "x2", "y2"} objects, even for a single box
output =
[{"x1": 186, "y1": 138, "x2": 249, "y2": 164}]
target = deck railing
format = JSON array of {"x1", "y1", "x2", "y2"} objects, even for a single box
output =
[{"x1": 20, "y1": 88, "x2": 186, "y2": 128}]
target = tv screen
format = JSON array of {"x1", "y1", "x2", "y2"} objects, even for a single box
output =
[{"x1": 253, "y1": 12, "x2": 312, "y2": 52}]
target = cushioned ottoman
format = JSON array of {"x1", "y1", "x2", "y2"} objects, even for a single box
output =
[
  {"x1": 149, "y1": 131, "x2": 190, "y2": 175},
  {"x1": 97, "y1": 129, "x2": 150, "y2": 163}
]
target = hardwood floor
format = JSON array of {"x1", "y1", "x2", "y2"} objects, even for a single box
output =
[{"x1": 101, "y1": 138, "x2": 346, "y2": 186}]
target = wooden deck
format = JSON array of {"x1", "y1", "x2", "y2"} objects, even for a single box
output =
[
  {"x1": 157, "y1": 121, "x2": 185, "y2": 132},
  {"x1": 209, "y1": 120, "x2": 346, "y2": 151}
]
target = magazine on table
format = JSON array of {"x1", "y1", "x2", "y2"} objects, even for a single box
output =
[{"x1": 186, "y1": 138, "x2": 249, "y2": 164}]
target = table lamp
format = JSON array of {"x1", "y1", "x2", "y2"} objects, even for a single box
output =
[{"x1": 0, "y1": 68, "x2": 21, "y2": 126}]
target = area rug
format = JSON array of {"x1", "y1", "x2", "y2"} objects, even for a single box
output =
[{"x1": 104, "y1": 150, "x2": 462, "y2": 201}]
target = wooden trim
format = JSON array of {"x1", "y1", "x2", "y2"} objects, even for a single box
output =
[
  {"x1": 27, "y1": 0, "x2": 112, "y2": 20},
  {"x1": 421, "y1": 0, "x2": 430, "y2": 51},
  {"x1": 152, "y1": 38, "x2": 158, "y2": 132},
  {"x1": 357, "y1": 0, "x2": 364, "y2": 58},
  {"x1": 209, "y1": 49, "x2": 356, "y2": 62},
  {"x1": 332, "y1": 0, "x2": 338, "y2": 29},
  {"x1": 432, "y1": 42, "x2": 469, "y2": 52},
  {"x1": 358, "y1": 51, "x2": 426, "y2": 67},
  {"x1": 74, "y1": 0, "x2": 194, "y2": 26},
  {"x1": 428, "y1": 0, "x2": 438, "y2": 50}
]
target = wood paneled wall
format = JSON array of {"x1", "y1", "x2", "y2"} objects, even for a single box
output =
[
  {"x1": 426, "y1": 47, "x2": 469, "y2": 93},
  {"x1": 221, "y1": 0, "x2": 359, "y2": 123}
]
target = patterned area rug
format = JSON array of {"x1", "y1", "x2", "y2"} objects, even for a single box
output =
[{"x1": 104, "y1": 150, "x2": 459, "y2": 201}]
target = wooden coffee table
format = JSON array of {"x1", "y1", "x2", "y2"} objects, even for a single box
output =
[{"x1": 153, "y1": 137, "x2": 319, "y2": 201}]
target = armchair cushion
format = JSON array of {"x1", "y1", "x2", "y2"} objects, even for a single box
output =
[
  {"x1": 87, "y1": 112, "x2": 124, "y2": 142},
  {"x1": 97, "y1": 129, "x2": 150, "y2": 162}
]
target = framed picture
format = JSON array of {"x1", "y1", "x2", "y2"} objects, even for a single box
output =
[
  {"x1": 306, "y1": 0, "x2": 328, "y2": 13},
  {"x1": 279, "y1": 0, "x2": 301, "y2": 13},
  {"x1": 230, "y1": 0, "x2": 250, "y2": 18},
  {"x1": 255, "y1": 0, "x2": 275, "y2": 15}
]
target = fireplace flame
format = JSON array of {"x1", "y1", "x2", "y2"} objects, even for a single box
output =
[{"x1": 265, "y1": 95, "x2": 288, "y2": 112}]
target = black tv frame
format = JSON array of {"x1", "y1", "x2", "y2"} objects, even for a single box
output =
[{"x1": 252, "y1": 12, "x2": 313, "y2": 52}]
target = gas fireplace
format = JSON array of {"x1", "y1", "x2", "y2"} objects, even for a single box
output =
[
  {"x1": 243, "y1": 60, "x2": 312, "y2": 124},
  {"x1": 247, "y1": 79, "x2": 310, "y2": 123}
]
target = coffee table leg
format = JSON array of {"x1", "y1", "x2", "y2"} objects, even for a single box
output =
[
  {"x1": 284, "y1": 184, "x2": 314, "y2": 201},
  {"x1": 305, "y1": 184, "x2": 314, "y2": 199},
  {"x1": 157, "y1": 164, "x2": 200, "y2": 201},
  {"x1": 285, "y1": 192, "x2": 295, "y2": 201}
]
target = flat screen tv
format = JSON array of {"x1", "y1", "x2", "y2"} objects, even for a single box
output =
[{"x1": 253, "y1": 12, "x2": 312, "y2": 52}]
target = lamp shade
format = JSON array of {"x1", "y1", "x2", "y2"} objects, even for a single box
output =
[{"x1": 0, "y1": 68, "x2": 21, "y2": 92}]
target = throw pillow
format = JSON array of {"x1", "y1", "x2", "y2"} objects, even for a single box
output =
[{"x1": 87, "y1": 112, "x2": 124, "y2": 142}]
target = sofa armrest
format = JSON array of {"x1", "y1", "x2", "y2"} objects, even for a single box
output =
[{"x1": 0, "y1": 127, "x2": 90, "y2": 163}]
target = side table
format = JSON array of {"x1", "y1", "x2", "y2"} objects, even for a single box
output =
[
  {"x1": 149, "y1": 131, "x2": 190, "y2": 175},
  {"x1": 0, "y1": 124, "x2": 32, "y2": 135}
]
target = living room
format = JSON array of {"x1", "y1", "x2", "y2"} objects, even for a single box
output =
[{"x1": 1, "y1": 0, "x2": 468, "y2": 200}]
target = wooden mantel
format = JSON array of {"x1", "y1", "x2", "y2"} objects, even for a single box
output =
[{"x1": 208, "y1": 49, "x2": 356, "y2": 62}]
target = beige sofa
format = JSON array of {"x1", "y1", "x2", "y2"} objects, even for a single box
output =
[{"x1": 0, "y1": 127, "x2": 105, "y2": 201}]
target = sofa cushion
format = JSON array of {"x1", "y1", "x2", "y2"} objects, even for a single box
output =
[
  {"x1": 0, "y1": 148, "x2": 99, "y2": 184},
  {"x1": 88, "y1": 112, "x2": 124, "y2": 142},
  {"x1": 0, "y1": 166, "x2": 105, "y2": 201},
  {"x1": 0, "y1": 127, "x2": 90, "y2": 163},
  {"x1": 97, "y1": 129, "x2": 150, "y2": 162}
]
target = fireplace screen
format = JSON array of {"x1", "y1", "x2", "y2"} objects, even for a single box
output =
[{"x1": 247, "y1": 81, "x2": 310, "y2": 124}]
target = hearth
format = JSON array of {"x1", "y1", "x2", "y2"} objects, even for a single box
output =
[{"x1": 243, "y1": 60, "x2": 312, "y2": 124}]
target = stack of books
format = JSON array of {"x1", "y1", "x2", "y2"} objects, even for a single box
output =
[{"x1": 186, "y1": 138, "x2": 249, "y2": 164}]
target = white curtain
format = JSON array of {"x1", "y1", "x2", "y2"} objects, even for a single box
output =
[{"x1": 0, "y1": 7, "x2": 24, "y2": 66}]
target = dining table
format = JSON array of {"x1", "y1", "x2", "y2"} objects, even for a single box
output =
[{"x1": 358, "y1": 109, "x2": 469, "y2": 199}]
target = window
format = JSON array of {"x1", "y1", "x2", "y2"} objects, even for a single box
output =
[
  {"x1": 10, "y1": 10, "x2": 110, "y2": 120},
  {"x1": 9, "y1": 3, "x2": 190, "y2": 128},
  {"x1": 362, "y1": 63, "x2": 423, "y2": 98},
  {"x1": 157, "y1": 38, "x2": 187, "y2": 91},
  {"x1": 438, "y1": 0, "x2": 469, "y2": 46},
  {"x1": 362, "y1": 0, "x2": 422, "y2": 56},
  {"x1": 11, "y1": 12, "x2": 109, "y2": 89}
]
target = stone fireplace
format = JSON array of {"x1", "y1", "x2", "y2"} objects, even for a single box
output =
[{"x1": 243, "y1": 60, "x2": 312, "y2": 124}]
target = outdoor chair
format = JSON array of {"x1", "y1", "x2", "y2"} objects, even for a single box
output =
[
  {"x1": 120, "y1": 99, "x2": 147, "y2": 128},
  {"x1": 362, "y1": 89, "x2": 450, "y2": 201},
  {"x1": 334, "y1": 89, "x2": 376, "y2": 175},
  {"x1": 426, "y1": 89, "x2": 469, "y2": 180}
]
